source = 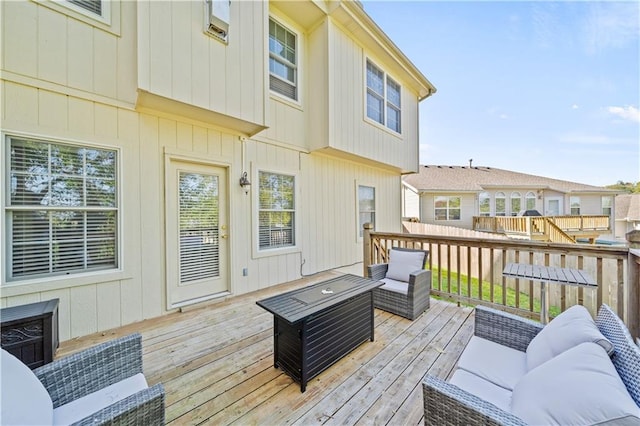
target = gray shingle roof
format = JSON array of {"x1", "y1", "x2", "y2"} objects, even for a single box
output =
[
  {"x1": 403, "y1": 165, "x2": 616, "y2": 194},
  {"x1": 616, "y1": 194, "x2": 640, "y2": 221}
]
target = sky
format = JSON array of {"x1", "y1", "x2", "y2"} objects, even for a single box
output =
[{"x1": 362, "y1": 1, "x2": 640, "y2": 187}]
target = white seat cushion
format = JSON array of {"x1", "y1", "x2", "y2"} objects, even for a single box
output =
[
  {"x1": 53, "y1": 373, "x2": 148, "y2": 425},
  {"x1": 1, "y1": 349, "x2": 53, "y2": 425},
  {"x1": 526, "y1": 304, "x2": 613, "y2": 370},
  {"x1": 385, "y1": 249, "x2": 425, "y2": 282},
  {"x1": 512, "y1": 342, "x2": 640, "y2": 425},
  {"x1": 379, "y1": 278, "x2": 409, "y2": 295},
  {"x1": 449, "y1": 369, "x2": 512, "y2": 412},
  {"x1": 457, "y1": 336, "x2": 527, "y2": 391}
]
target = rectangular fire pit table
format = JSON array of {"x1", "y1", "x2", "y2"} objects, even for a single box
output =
[{"x1": 256, "y1": 274, "x2": 382, "y2": 392}]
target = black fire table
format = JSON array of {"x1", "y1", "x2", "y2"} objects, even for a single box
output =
[{"x1": 256, "y1": 274, "x2": 382, "y2": 392}]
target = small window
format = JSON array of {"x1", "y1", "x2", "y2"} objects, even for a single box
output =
[
  {"x1": 570, "y1": 196, "x2": 581, "y2": 215},
  {"x1": 68, "y1": 0, "x2": 102, "y2": 16},
  {"x1": 602, "y1": 196, "x2": 612, "y2": 216},
  {"x1": 525, "y1": 192, "x2": 536, "y2": 210},
  {"x1": 258, "y1": 171, "x2": 295, "y2": 249},
  {"x1": 495, "y1": 192, "x2": 506, "y2": 216},
  {"x1": 434, "y1": 196, "x2": 461, "y2": 221},
  {"x1": 6, "y1": 137, "x2": 118, "y2": 281},
  {"x1": 479, "y1": 192, "x2": 490, "y2": 216},
  {"x1": 510, "y1": 192, "x2": 521, "y2": 216},
  {"x1": 269, "y1": 18, "x2": 297, "y2": 100},
  {"x1": 366, "y1": 59, "x2": 402, "y2": 133},
  {"x1": 358, "y1": 185, "x2": 375, "y2": 237}
]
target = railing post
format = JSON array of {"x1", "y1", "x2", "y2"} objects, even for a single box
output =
[
  {"x1": 626, "y1": 230, "x2": 640, "y2": 339},
  {"x1": 363, "y1": 222, "x2": 373, "y2": 277}
]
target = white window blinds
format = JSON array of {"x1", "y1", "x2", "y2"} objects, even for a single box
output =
[{"x1": 259, "y1": 172, "x2": 295, "y2": 249}]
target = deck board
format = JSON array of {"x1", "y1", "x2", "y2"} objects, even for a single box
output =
[{"x1": 55, "y1": 271, "x2": 475, "y2": 425}]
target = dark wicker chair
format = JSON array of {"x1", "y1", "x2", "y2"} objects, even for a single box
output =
[
  {"x1": 34, "y1": 333, "x2": 165, "y2": 425},
  {"x1": 367, "y1": 247, "x2": 431, "y2": 320}
]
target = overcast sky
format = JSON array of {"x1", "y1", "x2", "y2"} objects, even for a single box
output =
[{"x1": 363, "y1": 1, "x2": 640, "y2": 187}]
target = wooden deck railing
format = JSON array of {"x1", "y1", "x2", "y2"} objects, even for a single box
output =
[
  {"x1": 363, "y1": 223, "x2": 638, "y2": 338},
  {"x1": 472, "y1": 215, "x2": 610, "y2": 243}
]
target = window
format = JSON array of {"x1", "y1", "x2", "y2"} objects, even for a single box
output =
[
  {"x1": 434, "y1": 196, "x2": 461, "y2": 221},
  {"x1": 479, "y1": 192, "x2": 490, "y2": 216},
  {"x1": 65, "y1": 0, "x2": 110, "y2": 22},
  {"x1": 495, "y1": 192, "x2": 506, "y2": 216},
  {"x1": 570, "y1": 196, "x2": 581, "y2": 215},
  {"x1": 510, "y1": 192, "x2": 521, "y2": 216},
  {"x1": 269, "y1": 18, "x2": 297, "y2": 100},
  {"x1": 526, "y1": 192, "x2": 536, "y2": 210},
  {"x1": 68, "y1": 0, "x2": 102, "y2": 16},
  {"x1": 366, "y1": 60, "x2": 402, "y2": 133},
  {"x1": 258, "y1": 171, "x2": 295, "y2": 249},
  {"x1": 358, "y1": 185, "x2": 375, "y2": 237},
  {"x1": 6, "y1": 137, "x2": 118, "y2": 281},
  {"x1": 602, "y1": 196, "x2": 612, "y2": 216}
]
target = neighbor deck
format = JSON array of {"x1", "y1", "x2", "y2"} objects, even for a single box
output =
[{"x1": 56, "y1": 271, "x2": 475, "y2": 425}]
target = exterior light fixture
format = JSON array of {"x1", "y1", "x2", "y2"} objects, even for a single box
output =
[{"x1": 239, "y1": 171, "x2": 251, "y2": 194}]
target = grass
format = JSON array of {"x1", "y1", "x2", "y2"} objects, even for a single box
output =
[{"x1": 430, "y1": 267, "x2": 561, "y2": 318}]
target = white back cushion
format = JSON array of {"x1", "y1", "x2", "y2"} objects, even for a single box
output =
[
  {"x1": 385, "y1": 249, "x2": 425, "y2": 283},
  {"x1": 526, "y1": 304, "x2": 613, "y2": 370},
  {"x1": 512, "y1": 342, "x2": 640, "y2": 425},
  {"x1": 1, "y1": 349, "x2": 53, "y2": 425}
]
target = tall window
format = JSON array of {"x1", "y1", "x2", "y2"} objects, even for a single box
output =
[
  {"x1": 259, "y1": 171, "x2": 295, "y2": 249},
  {"x1": 510, "y1": 192, "x2": 521, "y2": 216},
  {"x1": 479, "y1": 192, "x2": 490, "y2": 216},
  {"x1": 602, "y1": 196, "x2": 612, "y2": 216},
  {"x1": 570, "y1": 196, "x2": 581, "y2": 215},
  {"x1": 434, "y1": 196, "x2": 461, "y2": 220},
  {"x1": 366, "y1": 60, "x2": 402, "y2": 133},
  {"x1": 269, "y1": 18, "x2": 297, "y2": 100},
  {"x1": 526, "y1": 192, "x2": 536, "y2": 210},
  {"x1": 358, "y1": 185, "x2": 375, "y2": 237},
  {"x1": 6, "y1": 137, "x2": 118, "y2": 281},
  {"x1": 495, "y1": 192, "x2": 506, "y2": 216}
]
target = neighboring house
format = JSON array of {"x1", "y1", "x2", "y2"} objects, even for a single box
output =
[
  {"x1": 615, "y1": 194, "x2": 640, "y2": 239},
  {"x1": 402, "y1": 165, "x2": 618, "y2": 234},
  {"x1": 0, "y1": 0, "x2": 435, "y2": 340}
]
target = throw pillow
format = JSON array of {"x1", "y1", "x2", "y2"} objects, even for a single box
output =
[
  {"x1": 526, "y1": 304, "x2": 613, "y2": 370},
  {"x1": 512, "y1": 342, "x2": 640, "y2": 425},
  {"x1": 385, "y1": 249, "x2": 425, "y2": 283}
]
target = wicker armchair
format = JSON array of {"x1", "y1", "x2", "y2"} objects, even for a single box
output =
[
  {"x1": 2, "y1": 333, "x2": 165, "y2": 425},
  {"x1": 367, "y1": 247, "x2": 431, "y2": 320}
]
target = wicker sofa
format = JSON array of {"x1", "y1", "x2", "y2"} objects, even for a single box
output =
[
  {"x1": 1, "y1": 333, "x2": 165, "y2": 425},
  {"x1": 367, "y1": 247, "x2": 431, "y2": 320},
  {"x1": 423, "y1": 304, "x2": 640, "y2": 425}
]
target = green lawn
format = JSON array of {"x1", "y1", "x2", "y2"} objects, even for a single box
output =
[{"x1": 430, "y1": 267, "x2": 561, "y2": 318}]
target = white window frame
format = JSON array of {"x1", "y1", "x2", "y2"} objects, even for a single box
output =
[
  {"x1": 525, "y1": 191, "x2": 536, "y2": 210},
  {"x1": 510, "y1": 192, "x2": 521, "y2": 216},
  {"x1": 365, "y1": 59, "x2": 402, "y2": 134},
  {"x1": 602, "y1": 196, "x2": 613, "y2": 216},
  {"x1": 4, "y1": 135, "x2": 120, "y2": 283},
  {"x1": 253, "y1": 168, "x2": 299, "y2": 257},
  {"x1": 495, "y1": 192, "x2": 506, "y2": 216},
  {"x1": 478, "y1": 192, "x2": 491, "y2": 216},
  {"x1": 357, "y1": 183, "x2": 376, "y2": 240},
  {"x1": 434, "y1": 196, "x2": 461, "y2": 221},
  {"x1": 570, "y1": 196, "x2": 581, "y2": 215},
  {"x1": 268, "y1": 17, "x2": 299, "y2": 102},
  {"x1": 57, "y1": 0, "x2": 111, "y2": 25}
]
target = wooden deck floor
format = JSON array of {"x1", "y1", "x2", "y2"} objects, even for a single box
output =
[{"x1": 57, "y1": 271, "x2": 475, "y2": 425}]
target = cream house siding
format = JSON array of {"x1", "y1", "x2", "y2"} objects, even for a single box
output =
[
  {"x1": 402, "y1": 186, "x2": 420, "y2": 219},
  {"x1": 420, "y1": 193, "x2": 476, "y2": 228},
  {"x1": 137, "y1": 0, "x2": 267, "y2": 130}
]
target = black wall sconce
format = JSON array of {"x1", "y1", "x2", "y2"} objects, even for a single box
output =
[{"x1": 239, "y1": 171, "x2": 251, "y2": 194}]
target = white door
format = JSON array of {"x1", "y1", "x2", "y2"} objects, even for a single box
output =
[
  {"x1": 166, "y1": 160, "x2": 229, "y2": 308},
  {"x1": 545, "y1": 197, "x2": 563, "y2": 216}
]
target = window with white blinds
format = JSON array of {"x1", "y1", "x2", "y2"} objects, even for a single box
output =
[
  {"x1": 7, "y1": 137, "x2": 118, "y2": 281},
  {"x1": 68, "y1": 0, "x2": 102, "y2": 16},
  {"x1": 366, "y1": 59, "x2": 402, "y2": 133},
  {"x1": 269, "y1": 18, "x2": 297, "y2": 100},
  {"x1": 258, "y1": 171, "x2": 295, "y2": 250},
  {"x1": 358, "y1": 185, "x2": 375, "y2": 237},
  {"x1": 178, "y1": 172, "x2": 220, "y2": 283}
]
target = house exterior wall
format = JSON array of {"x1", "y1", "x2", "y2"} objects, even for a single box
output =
[
  {"x1": 420, "y1": 193, "x2": 476, "y2": 229},
  {"x1": 402, "y1": 186, "x2": 420, "y2": 219},
  {"x1": 1, "y1": 0, "x2": 425, "y2": 341}
]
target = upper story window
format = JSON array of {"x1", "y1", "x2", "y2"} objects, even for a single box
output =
[
  {"x1": 5, "y1": 137, "x2": 118, "y2": 282},
  {"x1": 358, "y1": 185, "x2": 376, "y2": 237},
  {"x1": 258, "y1": 171, "x2": 295, "y2": 250},
  {"x1": 479, "y1": 192, "x2": 490, "y2": 216},
  {"x1": 526, "y1": 192, "x2": 536, "y2": 210},
  {"x1": 570, "y1": 196, "x2": 581, "y2": 215},
  {"x1": 366, "y1": 60, "x2": 402, "y2": 133},
  {"x1": 510, "y1": 192, "x2": 521, "y2": 216},
  {"x1": 602, "y1": 196, "x2": 612, "y2": 216},
  {"x1": 434, "y1": 196, "x2": 460, "y2": 221},
  {"x1": 495, "y1": 192, "x2": 506, "y2": 216},
  {"x1": 269, "y1": 18, "x2": 297, "y2": 101}
]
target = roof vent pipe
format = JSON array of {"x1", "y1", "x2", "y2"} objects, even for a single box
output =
[{"x1": 469, "y1": 158, "x2": 473, "y2": 167}]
